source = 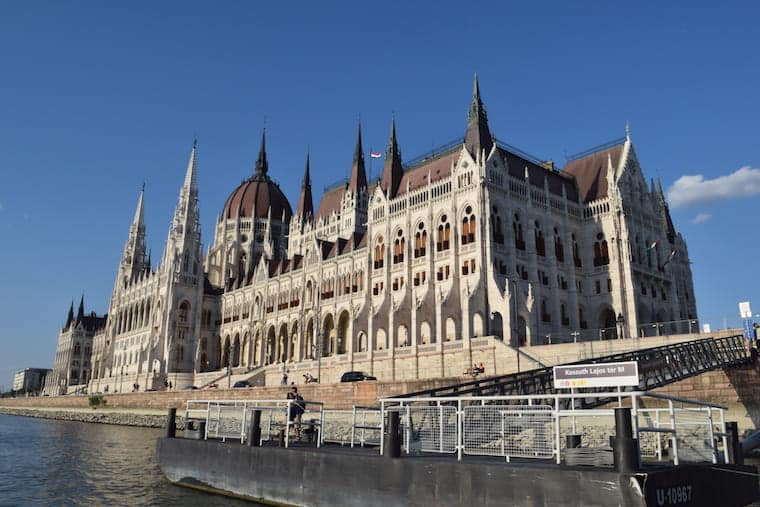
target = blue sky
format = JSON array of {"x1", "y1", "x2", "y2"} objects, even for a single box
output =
[{"x1": 1, "y1": 2, "x2": 759, "y2": 388}]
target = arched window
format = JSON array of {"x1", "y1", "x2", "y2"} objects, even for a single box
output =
[
  {"x1": 393, "y1": 229, "x2": 405, "y2": 264},
  {"x1": 554, "y1": 228, "x2": 564, "y2": 262},
  {"x1": 491, "y1": 206, "x2": 504, "y2": 244},
  {"x1": 534, "y1": 221, "x2": 545, "y2": 256},
  {"x1": 178, "y1": 301, "x2": 190, "y2": 324},
  {"x1": 513, "y1": 213, "x2": 525, "y2": 250},
  {"x1": 593, "y1": 233, "x2": 609, "y2": 266},
  {"x1": 572, "y1": 234, "x2": 582, "y2": 267},
  {"x1": 540, "y1": 299, "x2": 551, "y2": 322},
  {"x1": 436, "y1": 215, "x2": 451, "y2": 252},
  {"x1": 374, "y1": 236, "x2": 385, "y2": 269},
  {"x1": 461, "y1": 206, "x2": 476, "y2": 245},
  {"x1": 414, "y1": 222, "x2": 427, "y2": 258}
]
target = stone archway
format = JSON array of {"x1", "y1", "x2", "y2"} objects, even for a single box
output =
[
  {"x1": 232, "y1": 334, "x2": 241, "y2": 366},
  {"x1": 599, "y1": 308, "x2": 617, "y2": 340},
  {"x1": 472, "y1": 313, "x2": 484, "y2": 337},
  {"x1": 304, "y1": 318, "x2": 314, "y2": 359},
  {"x1": 337, "y1": 311, "x2": 350, "y2": 354},
  {"x1": 420, "y1": 321, "x2": 431, "y2": 345},
  {"x1": 221, "y1": 336, "x2": 230, "y2": 368},
  {"x1": 266, "y1": 327, "x2": 276, "y2": 365},
  {"x1": 322, "y1": 314, "x2": 335, "y2": 356},
  {"x1": 278, "y1": 324, "x2": 289, "y2": 362},
  {"x1": 289, "y1": 322, "x2": 299, "y2": 362}
]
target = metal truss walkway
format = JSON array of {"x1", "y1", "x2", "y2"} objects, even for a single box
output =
[{"x1": 397, "y1": 335, "x2": 750, "y2": 408}]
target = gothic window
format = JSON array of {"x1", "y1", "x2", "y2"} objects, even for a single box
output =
[
  {"x1": 513, "y1": 213, "x2": 525, "y2": 250},
  {"x1": 393, "y1": 229, "x2": 405, "y2": 264},
  {"x1": 178, "y1": 301, "x2": 190, "y2": 324},
  {"x1": 561, "y1": 303, "x2": 569, "y2": 326},
  {"x1": 572, "y1": 234, "x2": 582, "y2": 268},
  {"x1": 461, "y1": 206, "x2": 476, "y2": 245},
  {"x1": 414, "y1": 222, "x2": 427, "y2": 258},
  {"x1": 554, "y1": 228, "x2": 564, "y2": 262},
  {"x1": 374, "y1": 236, "x2": 385, "y2": 269},
  {"x1": 436, "y1": 215, "x2": 451, "y2": 252},
  {"x1": 491, "y1": 206, "x2": 504, "y2": 244},
  {"x1": 593, "y1": 233, "x2": 609, "y2": 266},
  {"x1": 534, "y1": 221, "x2": 545, "y2": 256},
  {"x1": 541, "y1": 299, "x2": 551, "y2": 322}
]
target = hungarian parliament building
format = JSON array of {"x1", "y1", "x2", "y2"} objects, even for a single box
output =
[{"x1": 43, "y1": 78, "x2": 698, "y2": 395}]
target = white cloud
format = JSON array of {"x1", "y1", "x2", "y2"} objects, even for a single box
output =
[
  {"x1": 667, "y1": 166, "x2": 760, "y2": 208},
  {"x1": 691, "y1": 212, "x2": 712, "y2": 224}
]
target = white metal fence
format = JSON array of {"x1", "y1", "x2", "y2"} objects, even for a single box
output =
[
  {"x1": 185, "y1": 399, "x2": 324, "y2": 448},
  {"x1": 380, "y1": 391, "x2": 728, "y2": 466}
]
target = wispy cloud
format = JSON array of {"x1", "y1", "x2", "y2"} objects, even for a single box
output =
[
  {"x1": 667, "y1": 166, "x2": 760, "y2": 208},
  {"x1": 691, "y1": 212, "x2": 712, "y2": 224}
]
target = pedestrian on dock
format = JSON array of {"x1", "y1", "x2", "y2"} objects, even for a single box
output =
[{"x1": 287, "y1": 387, "x2": 305, "y2": 439}]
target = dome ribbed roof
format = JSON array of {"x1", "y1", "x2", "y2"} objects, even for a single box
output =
[{"x1": 221, "y1": 174, "x2": 292, "y2": 221}]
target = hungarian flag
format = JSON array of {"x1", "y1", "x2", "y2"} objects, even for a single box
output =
[{"x1": 370, "y1": 152, "x2": 383, "y2": 158}]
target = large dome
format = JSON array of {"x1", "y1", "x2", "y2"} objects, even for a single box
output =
[
  {"x1": 221, "y1": 174, "x2": 293, "y2": 221},
  {"x1": 221, "y1": 132, "x2": 293, "y2": 221}
]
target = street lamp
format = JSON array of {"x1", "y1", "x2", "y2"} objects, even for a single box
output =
[
  {"x1": 570, "y1": 331, "x2": 580, "y2": 344},
  {"x1": 119, "y1": 366, "x2": 124, "y2": 393}
]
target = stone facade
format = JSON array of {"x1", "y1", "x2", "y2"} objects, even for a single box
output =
[
  {"x1": 42, "y1": 297, "x2": 106, "y2": 395},
  {"x1": 61, "y1": 77, "x2": 697, "y2": 393}
]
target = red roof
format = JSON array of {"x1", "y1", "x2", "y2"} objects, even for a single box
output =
[
  {"x1": 563, "y1": 144, "x2": 624, "y2": 202},
  {"x1": 221, "y1": 175, "x2": 293, "y2": 221}
]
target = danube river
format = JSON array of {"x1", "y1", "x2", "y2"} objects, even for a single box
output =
[{"x1": 0, "y1": 414, "x2": 256, "y2": 506}]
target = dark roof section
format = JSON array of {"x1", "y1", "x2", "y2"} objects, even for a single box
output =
[
  {"x1": 562, "y1": 142, "x2": 625, "y2": 202},
  {"x1": 348, "y1": 125, "x2": 368, "y2": 193},
  {"x1": 315, "y1": 185, "x2": 344, "y2": 221},
  {"x1": 498, "y1": 146, "x2": 580, "y2": 201},
  {"x1": 295, "y1": 153, "x2": 314, "y2": 219},
  {"x1": 379, "y1": 117, "x2": 404, "y2": 198},
  {"x1": 464, "y1": 74, "x2": 493, "y2": 158}
]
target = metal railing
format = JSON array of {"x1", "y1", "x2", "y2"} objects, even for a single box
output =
[
  {"x1": 379, "y1": 391, "x2": 728, "y2": 466},
  {"x1": 542, "y1": 319, "x2": 701, "y2": 345},
  {"x1": 185, "y1": 399, "x2": 324, "y2": 448}
]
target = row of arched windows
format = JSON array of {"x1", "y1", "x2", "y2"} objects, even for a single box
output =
[{"x1": 114, "y1": 300, "x2": 153, "y2": 335}]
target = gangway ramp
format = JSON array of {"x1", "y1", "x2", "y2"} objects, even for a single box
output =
[{"x1": 396, "y1": 335, "x2": 750, "y2": 408}]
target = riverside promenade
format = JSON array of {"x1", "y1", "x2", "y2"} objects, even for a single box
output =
[{"x1": 4, "y1": 330, "x2": 759, "y2": 433}]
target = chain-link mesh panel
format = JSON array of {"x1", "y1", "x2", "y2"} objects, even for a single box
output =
[
  {"x1": 559, "y1": 412, "x2": 615, "y2": 451},
  {"x1": 463, "y1": 405, "x2": 554, "y2": 459},
  {"x1": 215, "y1": 405, "x2": 246, "y2": 440},
  {"x1": 674, "y1": 409, "x2": 715, "y2": 463},
  {"x1": 394, "y1": 405, "x2": 457, "y2": 454}
]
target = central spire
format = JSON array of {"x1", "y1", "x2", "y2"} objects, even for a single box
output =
[
  {"x1": 253, "y1": 129, "x2": 268, "y2": 178},
  {"x1": 348, "y1": 123, "x2": 367, "y2": 193},
  {"x1": 464, "y1": 73, "x2": 493, "y2": 157}
]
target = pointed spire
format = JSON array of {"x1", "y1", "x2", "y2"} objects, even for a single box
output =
[
  {"x1": 65, "y1": 301, "x2": 74, "y2": 329},
  {"x1": 132, "y1": 185, "x2": 145, "y2": 229},
  {"x1": 348, "y1": 123, "x2": 367, "y2": 193},
  {"x1": 380, "y1": 115, "x2": 404, "y2": 198},
  {"x1": 464, "y1": 73, "x2": 493, "y2": 157},
  {"x1": 183, "y1": 138, "x2": 198, "y2": 190},
  {"x1": 296, "y1": 152, "x2": 314, "y2": 219},
  {"x1": 76, "y1": 295, "x2": 84, "y2": 322},
  {"x1": 625, "y1": 122, "x2": 632, "y2": 141},
  {"x1": 253, "y1": 129, "x2": 268, "y2": 178}
]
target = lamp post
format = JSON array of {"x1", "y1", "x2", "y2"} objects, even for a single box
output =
[
  {"x1": 119, "y1": 366, "x2": 124, "y2": 394},
  {"x1": 571, "y1": 331, "x2": 580, "y2": 344}
]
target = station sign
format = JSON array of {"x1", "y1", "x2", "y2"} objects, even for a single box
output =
[{"x1": 553, "y1": 361, "x2": 639, "y2": 389}]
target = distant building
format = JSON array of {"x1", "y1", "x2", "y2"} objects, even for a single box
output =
[
  {"x1": 42, "y1": 297, "x2": 106, "y2": 395},
  {"x1": 13, "y1": 368, "x2": 51, "y2": 393},
  {"x1": 44, "y1": 76, "x2": 698, "y2": 393}
]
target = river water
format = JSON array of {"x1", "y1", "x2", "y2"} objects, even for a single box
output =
[{"x1": 0, "y1": 414, "x2": 256, "y2": 506}]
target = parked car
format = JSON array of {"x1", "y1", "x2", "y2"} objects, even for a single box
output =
[
  {"x1": 183, "y1": 385, "x2": 198, "y2": 390},
  {"x1": 340, "y1": 371, "x2": 377, "y2": 382},
  {"x1": 233, "y1": 380, "x2": 251, "y2": 388}
]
